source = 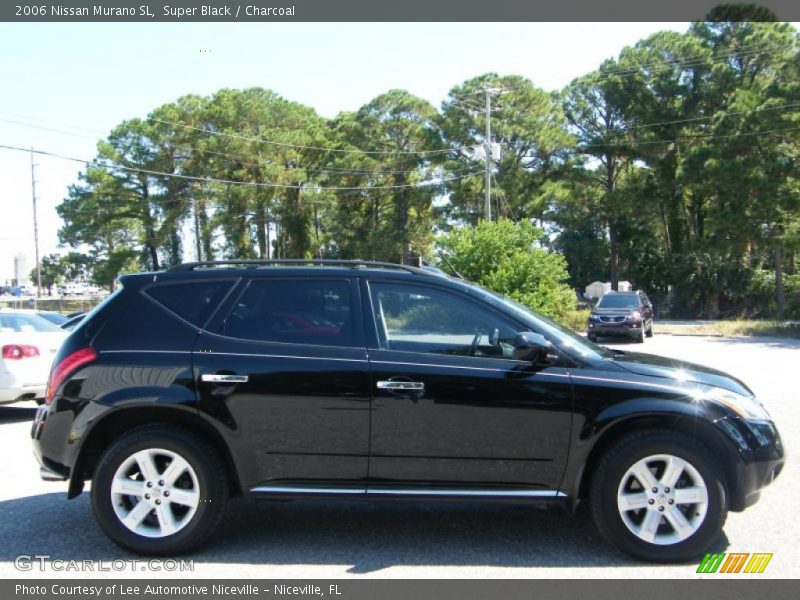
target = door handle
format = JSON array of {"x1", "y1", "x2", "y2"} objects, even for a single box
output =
[
  {"x1": 201, "y1": 374, "x2": 249, "y2": 383},
  {"x1": 377, "y1": 380, "x2": 424, "y2": 391}
]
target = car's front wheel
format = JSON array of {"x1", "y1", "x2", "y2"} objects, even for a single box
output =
[
  {"x1": 91, "y1": 424, "x2": 228, "y2": 555},
  {"x1": 590, "y1": 430, "x2": 727, "y2": 562}
]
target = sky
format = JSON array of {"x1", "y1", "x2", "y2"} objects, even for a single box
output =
[{"x1": 0, "y1": 21, "x2": 692, "y2": 282}]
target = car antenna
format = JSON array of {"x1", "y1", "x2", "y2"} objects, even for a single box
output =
[{"x1": 436, "y1": 250, "x2": 464, "y2": 279}]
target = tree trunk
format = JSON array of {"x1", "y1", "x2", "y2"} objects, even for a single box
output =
[
  {"x1": 141, "y1": 181, "x2": 159, "y2": 271},
  {"x1": 608, "y1": 219, "x2": 619, "y2": 291},
  {"x1": 775, "y1": 243, "x2": 784, "y2": 321},
  {"x1": 193, "y1": 197, "x2": 202, "y2": 262},
  {"x1": 255, "y1": 199, "x2": 268, "y2": 259}
]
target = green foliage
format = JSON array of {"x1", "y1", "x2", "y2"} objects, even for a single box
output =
[
  {"x1": 438, "y1": 219, "x2": 576, "y2": 319},
  {"x1": 54, "y1": 19, "x2": 800, "y2": 319},
  {"x1": 29, "y1": 254, "x2": 65, "y2": 294}
]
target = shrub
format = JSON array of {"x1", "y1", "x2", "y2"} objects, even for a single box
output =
[{"x1": 437, "y1": 219, "x2": 576, "y2": 320}]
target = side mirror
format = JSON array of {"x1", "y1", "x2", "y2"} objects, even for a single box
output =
[{"x1": 513, "y1": 332, "x2": 551, "y2": 363}]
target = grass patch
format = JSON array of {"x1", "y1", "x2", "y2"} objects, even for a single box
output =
[
  {"x1": 656, "y1": 320, "x2": 800, "y2": 338},
  {"x1": 560, "y1": 309, "x2": 591, "y2": 332}
]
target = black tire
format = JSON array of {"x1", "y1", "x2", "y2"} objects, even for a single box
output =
[
  {"x1": 588, "y1": 333, "x2": 598, "y2": 343},
  {"x1": 589, "y1": 429, "x2": 727, "y2": 562},
  {"x1": 646, "y1": 321, "x2": 654, "y2": 338},
  {"x1": 91, "y1": 424, "x2": 229, "y2": 555},
  {"x1": 635, "y1": 325, "x2": 645, "y2": 343}
]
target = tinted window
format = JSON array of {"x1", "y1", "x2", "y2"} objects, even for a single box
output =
[
  {"x1": 145, "y1": 281, "x2": 234, "y2": 327},
  {"x1": 0, "y1": 313, "x2": 62, "y2": 333},
  {"x1": 596, "y1": 294, "x2": 641, "y2": 309},
  {"x1": 223, "y1": 279, "x2": 355, "y2": 347},
  {"x1": 369, "y1": 282, "x2": 519, "y2": 358}
]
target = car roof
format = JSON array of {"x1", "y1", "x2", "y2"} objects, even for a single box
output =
[{"x1": 117, "y1": 262, "x2": 478, "y2": 296}]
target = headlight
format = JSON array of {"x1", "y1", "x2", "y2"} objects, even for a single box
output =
[
  {"x1": 700, "y1": 387, "x2": 771, "y2": 420},
  {"x1": 629, "y1": 311, "x2": 641, "y2": 320},
  {"x1": 588, "y1": 314, "x2": 601, "y2": 321}
]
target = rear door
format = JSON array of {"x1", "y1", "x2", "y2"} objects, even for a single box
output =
[{"x1": 193, "y1": 276, "x2": 371, "y2": 493}]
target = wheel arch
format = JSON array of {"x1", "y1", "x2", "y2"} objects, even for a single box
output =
[
  {"x1": 572, "y1": 414, "x2": 741, "y2": 511},
  {"x1": 68, "y1": 406, "x2": 242, "y2": 499}
]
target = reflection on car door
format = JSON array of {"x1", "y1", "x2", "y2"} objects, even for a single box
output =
[
  {"x1": 364, "y1": 280, "x2": 574, "y2": 494},
  {"x1": 193, "y1": 277, "x2": 371, "y2": 492}
]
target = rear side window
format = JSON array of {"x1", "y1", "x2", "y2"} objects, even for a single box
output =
[
  {"x1": 222, "y1": 279, "x2": 355, "y2": 347},
  {"x1": 145, "y1": 280, "x2": 234, "y2": 327}
]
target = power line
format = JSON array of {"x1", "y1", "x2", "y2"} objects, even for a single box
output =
[
  {"x1": 591, "y1": 102, "x2": 800, "y2": 134},
  {"x1": 577, "y1": 124, "x2": 800, "y2": 149},
  {"x1": 147, "y1": 116, "x2": 474, "y2": 156},
  {"x1": 461, "y1": 42, "x2": 795, "y2": 96},
  {"x1": 0, "y1": 116, "x2": 468, "y2": 177},
  {"x1": 0, "y1": 144, "x2": 482, "y2": 192}
]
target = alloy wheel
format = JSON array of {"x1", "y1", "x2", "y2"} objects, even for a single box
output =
[
  {"x1": 616, "y1": 453, "x2": 709, "y2": 545},
  {"x1": 110, "y1": 448, "x2": 200, "y2": 538}
]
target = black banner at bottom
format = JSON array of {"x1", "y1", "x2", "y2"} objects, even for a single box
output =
[{"x1": 4, "y1": 580, "x2": 798, "y2": 600}]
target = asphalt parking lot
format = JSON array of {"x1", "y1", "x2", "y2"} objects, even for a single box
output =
[{"x1": 0, "y1": 334, "x2": 797, "y2": 579}]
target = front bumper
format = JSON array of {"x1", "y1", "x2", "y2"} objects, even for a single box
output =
[
  {"x1": 587, "y1": 320, "x2": 642, "y2": 337},
  {"x1": 714, "y1": 417, "x2": 785, "y2": 511}
]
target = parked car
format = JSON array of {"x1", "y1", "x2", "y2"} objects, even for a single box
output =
[
  {"x1": 587, "y1": 290, "x2": 654, "y2": 343},
  {"x1": 1, "y1": 308, "x2": 69, "y2": 327},
  {"x1": 58, "y1": 283, "x2": 90, "y2": 296},
  {"x1": 1, "y1": 310, "x2": 68, "y2": 405},
  {"x1": 60, "y1": 312, "x2": 86, "y2": 331},
  {"x1": 32, "y1": 260, "x2": 784, "y2": 562}
]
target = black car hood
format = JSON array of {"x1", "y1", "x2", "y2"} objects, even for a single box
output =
[{"x1": 610, "y1": 351, "x2": 752, "y2": 396}]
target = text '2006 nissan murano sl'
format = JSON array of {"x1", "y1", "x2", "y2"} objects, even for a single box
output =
[{"x1": 31, "y1": 260, "x2": 785, "y2": 562}]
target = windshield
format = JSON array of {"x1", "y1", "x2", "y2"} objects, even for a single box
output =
[
  {"x1": 471, "y1": 286, "x2": 614, "y2": 360},
  {"x1": 0, "y1": 313, "x2": 63, "y2": 333},
  {"x1": 596, "y1": 294, "x2": 640, "y2": 309}
]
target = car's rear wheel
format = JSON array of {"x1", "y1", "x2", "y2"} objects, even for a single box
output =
[
  {"x1": 590, "y1": 430, "x2": 727, "y2": 562},
  {"x1": 91, "y1": 424, "x2": 228, "y2": 555}
]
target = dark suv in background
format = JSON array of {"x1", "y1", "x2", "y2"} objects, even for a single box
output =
[
  {"x1": 32, "y1": 260, "x2": 783, "y2": 562},
  {"x1": 588, "y1": 290, "x2": 654, "y2": 343}
]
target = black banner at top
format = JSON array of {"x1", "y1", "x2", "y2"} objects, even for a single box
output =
[{"x1": 3, "y1": 0, "x2": 800, "y2": 22}]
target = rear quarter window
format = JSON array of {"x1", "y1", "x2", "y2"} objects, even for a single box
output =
[{"x1": 145, "y1": 280, "x2": 235, "y2": 328}]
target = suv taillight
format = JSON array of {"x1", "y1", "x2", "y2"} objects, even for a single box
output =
[
  {"x1": 2, "y1": 345, "x2": 40, "y2": 359},
  {"x1": 45, "y1": 347, "x2": 98, "y2": 406}
]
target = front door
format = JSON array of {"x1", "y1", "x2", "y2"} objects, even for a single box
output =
[
  {"x1": 364, "y1": 280, "x2": 574, "y2": 493},
  {"x1": 193, "y1": 277, "x2": 370, "y2": 492}
]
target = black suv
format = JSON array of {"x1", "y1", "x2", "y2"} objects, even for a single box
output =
[
  {"x1": 32, "y1": 260, "x2": 784, "y2": 562},
  {"x1": 588, "y1": 290, "x2": 654, "y2": 343}
]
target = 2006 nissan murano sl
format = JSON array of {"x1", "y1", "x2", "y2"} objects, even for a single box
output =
[{"x1": 32, "y1": 260, "x2": 784, "y2": 561}]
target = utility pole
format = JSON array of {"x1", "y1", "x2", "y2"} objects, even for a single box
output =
[
  {"x1": 484, "y1": 87, "x2": 492, "y2": 221},
  {"x1": 30, "y1": 148, "x2": 41, "y2": 298}
]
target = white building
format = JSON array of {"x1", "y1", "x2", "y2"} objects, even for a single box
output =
[
  {"x1": 585, "y1": 280, "x2": 633, "y2": 299},
  {"x1": 13, "y1": 253, "x2": 29, "y2": 287}
]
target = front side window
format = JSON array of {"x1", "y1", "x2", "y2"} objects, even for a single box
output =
[
  {"x1": 223, "y1": 279, "x2": 355, "y2": 347},
  {"x1": 369, "y1": 282, "x2": 519, "y2": 358}
]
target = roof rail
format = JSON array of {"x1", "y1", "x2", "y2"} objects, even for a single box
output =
[{"x1": 166, "y1": 259, "x2": 430, "y2": 275}]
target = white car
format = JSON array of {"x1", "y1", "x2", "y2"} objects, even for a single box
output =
[{"x1": 0, "y1": 311, "x2": 68, "y2": 405}]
